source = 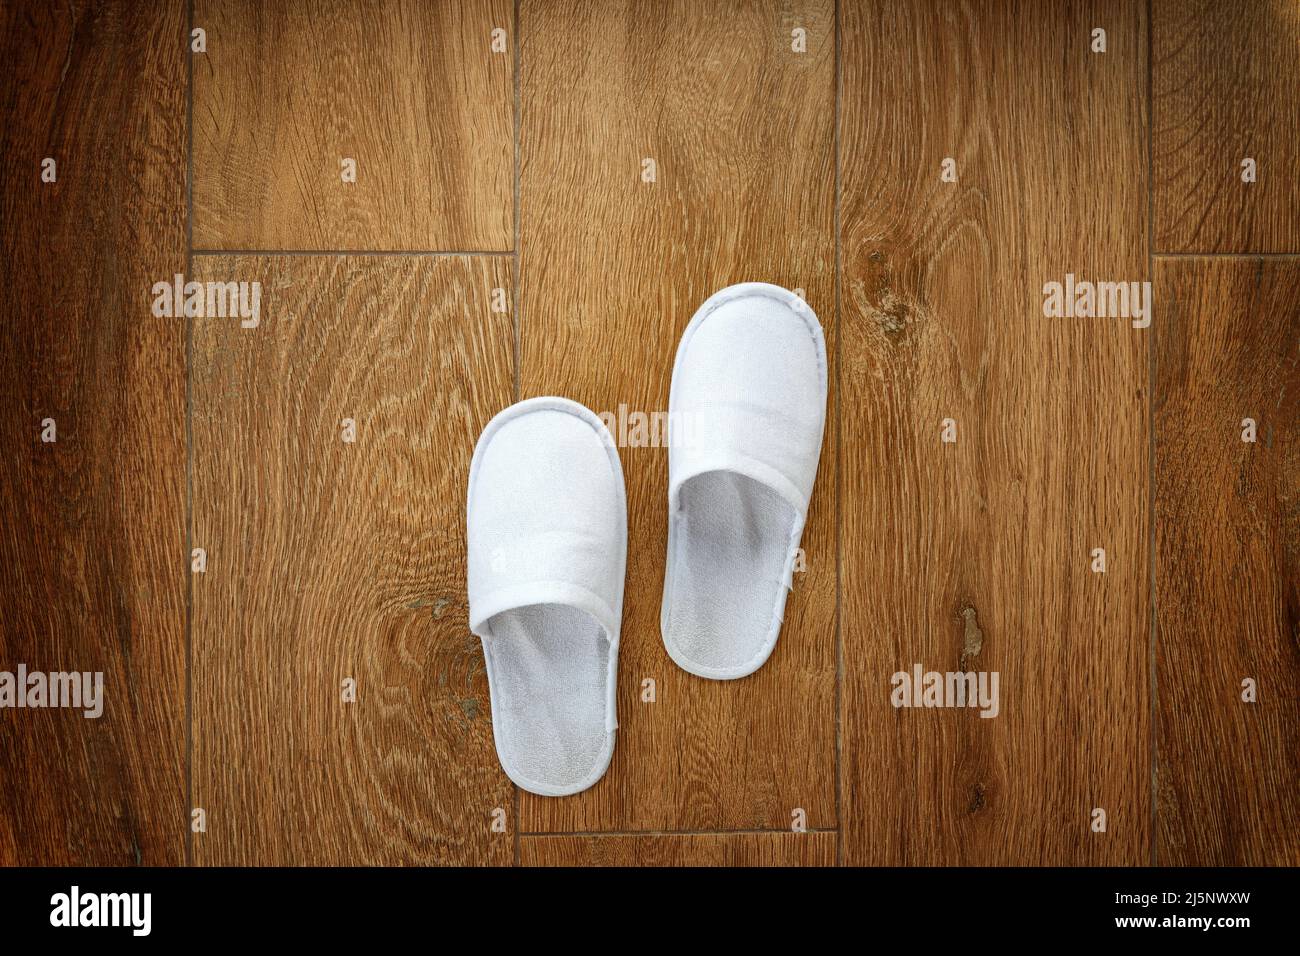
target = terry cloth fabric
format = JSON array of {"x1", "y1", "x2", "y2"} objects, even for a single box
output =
[
  {"x1": 467, "y1": 397, "x2": 627, "y2": 796},
  {"x1": 661, "y1": 283, "x2": 827, "y2": 680}
]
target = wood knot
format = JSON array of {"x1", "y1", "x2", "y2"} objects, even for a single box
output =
[
  {"x1": 879, "y1": 300, "x2": 909, "y2": 334},
  {"x1": 959, "y1": 604, "x2": 984, "y2": 671}
]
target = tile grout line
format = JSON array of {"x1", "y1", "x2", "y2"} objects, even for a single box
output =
[
  {"x1": 1146, "y1": 0, "x2": 1158, "y2": 869},
  {"x1": 520, "y1": 828, "x2": 840, "y2": 839},
  {"x1": 191, "y1": 249, "x2": 514, "y2": 257},
  {"x1": 185, "y1": 0, "x2": 195, "y2": 870},
  {"x1": 512, "y1": 0, "x2": 522, "y2": 868},
  {"x1": 832, "y1": 0, "x2": 844, "y2": 870},
  {"x1": 512, "y1": 0, "x2": 522, "y2": 405},
  {"x1": 1153, "y1": 252, "x2": 1300, "y2": 259}
]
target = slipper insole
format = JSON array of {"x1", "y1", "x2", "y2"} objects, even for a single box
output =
[
  {"x1": 485, "y1": 603, "x2": 611, "y2": 792},
  {"x1": 668, "y1": 471, "x2": 797, "y2": 672}
]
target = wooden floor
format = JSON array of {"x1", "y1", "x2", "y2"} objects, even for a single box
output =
[{"x1": 1, "y1": 0, "x2": 1295, "y2": 867}]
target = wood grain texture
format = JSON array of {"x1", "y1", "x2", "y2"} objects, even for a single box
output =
[
  {"x1": 193, "y1": 0, "x2": 514, "y2": 251},
  {"x1": 1153, "y1": 0, "x2": 1300, "y2": 253},
  {"x1": 0, "y1": 0, "x2": 186, "y2": 866},
  {"x1": 518, "y1": 0, "x2": 837, "y2": 832},
  {"x1": 1154, "y1": 259, "x2": 1299, "y2": 866},
  {"x1": 839, "y1": 0, "x2": 1150, "y2": 865},
  {"x1": 5, "y1": 0, "x2": 1297, "y2": 872},
  {"x1": 191, "y1": 256, "x2": 515, "y2": 865},
  {"x1": 521, "y1": 831, "x2": 835, "y2": 866}
]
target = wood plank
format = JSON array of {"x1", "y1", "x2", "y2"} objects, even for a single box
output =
[
  {"x1": 1154, "y1": 258, "x2": 1299, "y2": 865},
  {"x1": 191, "y1": 255, "x2": 515, "y2": 865},
  {"x1": 839, "y1": 0, "x2": 1150, "y2": 865},
  {"x1": 193, "y1": 0, "x2": 514, "y2": 252},
  {"x1": 518, "y1": 0, "x2": 837, "y2": 832},
  {"x1": 1153, "y1": 0, "x2": 1300, "y2": 253},
  {"x1": 0, "y1": 0, "x2": 186, "y2": 866},
  {"x1": 521, "y1": 832, "x2": 835, "y2": 866}
]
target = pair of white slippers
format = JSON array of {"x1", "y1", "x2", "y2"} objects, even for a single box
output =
[{"x1": 466, "y1": 283, "x2": 828, "y2": 796}]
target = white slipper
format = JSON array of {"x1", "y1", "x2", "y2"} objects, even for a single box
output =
[
  {"x1": 661, "y1": 283, "x2": 827, "y2": 680},
  {"x1": 467, "y1": 397, "x2": 626, "y2": 796}
]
